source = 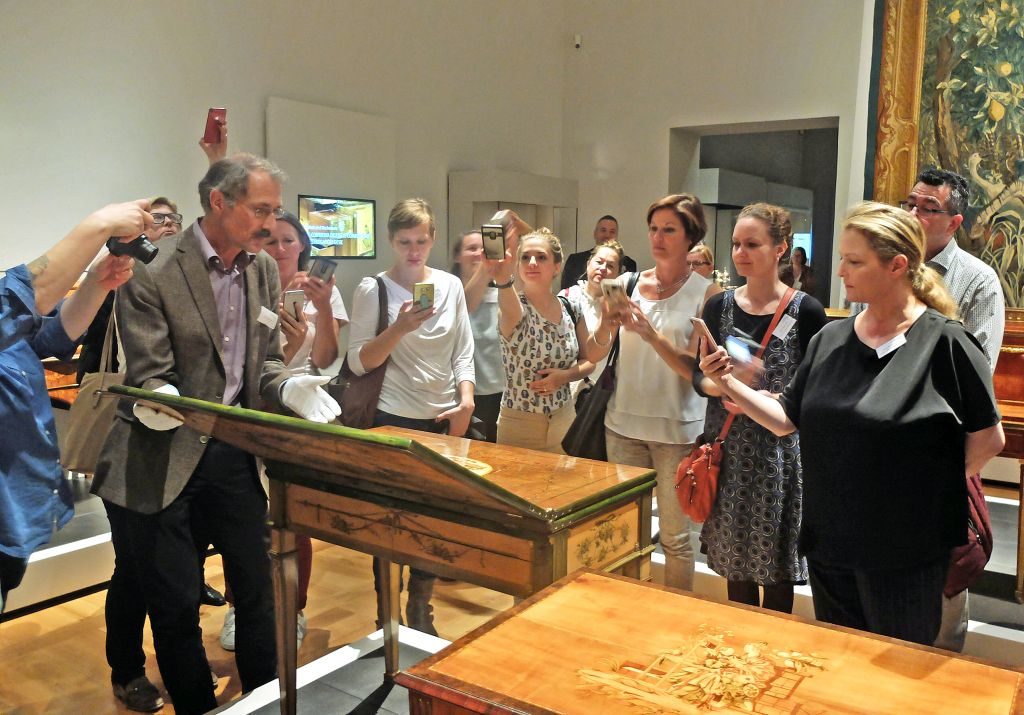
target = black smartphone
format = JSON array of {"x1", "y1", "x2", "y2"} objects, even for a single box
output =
[{"x1": 309, "y1": 257, "x2": 334, "y2": 282}]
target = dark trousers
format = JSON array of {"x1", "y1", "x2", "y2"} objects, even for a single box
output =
[
  {"x1": 0, "y1": 552, "x2": 28, "y2": 613},
  {"x1": 808, "y1": 557, "x2": 947, "y2": 646},
  {"x1": 103, "y1": 499, "x2": 149, "y2": 686},
  {"x1": 370, "y1": 411, "x2": 446, "y2": 602},
  {"x1": 472, "y1": 392, "x2": 502, "y2": 443},
  {"x1": 104, "y1": 499, "x2": 218, "y2": 687},
  {"x1": 114, "y1": 439, "x2": 276, "y2": 715}
]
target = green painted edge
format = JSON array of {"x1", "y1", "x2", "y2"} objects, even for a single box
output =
[
  {"x1": 549, "y1": 479, "x2": 657, "y2": 531},
  {"x1": 107, "y1": 384, "x2": 411, "y2": 449}
]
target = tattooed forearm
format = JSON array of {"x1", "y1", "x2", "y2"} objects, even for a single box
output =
[{"x1": 27, "y1": 254, "x2": 49, "y2": 282}]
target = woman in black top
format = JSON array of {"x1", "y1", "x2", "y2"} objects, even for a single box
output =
[
  {"x1": 694, "y1": 203, "x2": 827, "y2": 614},
  {"x1": 698, "y1": 202, "x2": 1004, "y2": 645}
]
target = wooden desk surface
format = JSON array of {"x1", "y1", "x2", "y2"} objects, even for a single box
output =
[
  {"x1": 399, "y1": 571, "x2": 1024, "y2": 714},
  {"x1": 371, "y1": 426, "x2": 655, "y2": 516}
]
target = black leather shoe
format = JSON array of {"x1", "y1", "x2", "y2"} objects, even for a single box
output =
[
  {"x1": 113, "y1": 676, "x2": 164, "y2": 712},
  {"x1": 201, "y1": 582, "x2": 226, "y2": 607}
]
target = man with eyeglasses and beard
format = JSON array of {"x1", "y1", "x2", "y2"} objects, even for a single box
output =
[{"x1": 91, "y1": 154, "x2": 340, "y2": 714}]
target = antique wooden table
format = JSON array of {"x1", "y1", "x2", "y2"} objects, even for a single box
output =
[
  {"x1": 398, "y1": 570, "x2": 1024, "y2": 715},
  {"x1": 109, "y1": 386, "x2": 656, "y2": 715}
]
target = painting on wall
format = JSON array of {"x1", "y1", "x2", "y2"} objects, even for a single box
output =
[{"x1": 871, "y1": 0, "x2": 1024, "y2": 307}]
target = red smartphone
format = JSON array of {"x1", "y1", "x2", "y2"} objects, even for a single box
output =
[
  {"x1": 203, "y1": 107, "x2": 226, "y2": 144},
  {"x1": 689, "y1": 317, "x2": 719, "y2": 352}
]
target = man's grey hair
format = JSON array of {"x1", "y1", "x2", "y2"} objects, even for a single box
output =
[{"x1": 198, "y1": 153, "x2": 287, "y2": 213}]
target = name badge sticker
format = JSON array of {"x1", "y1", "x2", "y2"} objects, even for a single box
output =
[
  {"x1": 875, "y1": 332, "x2": 907, "y2": 358},
  {"x1": 258, "y1": 306, "x2": 279, "y2": 329},
  {"x1": 772, "y1": 314, "x2": 796, "y2": 340}
]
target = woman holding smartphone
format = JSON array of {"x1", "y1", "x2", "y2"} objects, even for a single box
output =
[
  {"x1": 586, "y1": 194, "x2": 718, "y2": 592},
  {"x1": 694, "y1": 203, "x2": 827, "y2": 613},
  {"x1": 266, "y1": 213, "x2": 348, "y2": 373},
  {"x1": 492, "y1": 226, "x2": 594, "y2": 452},
  {"x1": 559, "y1": 241, "x2": 623, "y2": 399},
  {"x1": 347, "y1": 198, "x2": 475, "y2": 635},
  {"x1": 699, "y1": 202, "x2": 1003, "y2": 644},
  {"x1": 452, "y1": 230, "x2": 504, "y2": 442}
]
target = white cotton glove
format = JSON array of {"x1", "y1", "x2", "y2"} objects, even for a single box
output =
[
  {"x1": 133, "y1": 384, "x2": 184, "y2": 431},
  {"x1": 280, "y1": 375, "x2": 341, "y2": 423}
]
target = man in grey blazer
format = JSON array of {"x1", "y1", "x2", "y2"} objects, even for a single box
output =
[{"x1": 93, "y1": 154, "x2": 339, "y2": 714}]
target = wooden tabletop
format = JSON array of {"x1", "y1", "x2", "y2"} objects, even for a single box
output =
[{"x1": 399, "y1": 571, "x2": 1024, "y2": 714}]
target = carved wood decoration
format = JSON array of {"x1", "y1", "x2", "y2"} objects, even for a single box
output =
[{"x1": 873, "y1": 0, "x2": 929, "y2": 207}]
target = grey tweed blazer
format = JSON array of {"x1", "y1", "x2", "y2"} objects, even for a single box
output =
[{"x1": 91, "y1": 225, "x2": 289, "y2": 513}]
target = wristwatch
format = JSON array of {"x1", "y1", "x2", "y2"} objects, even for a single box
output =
[{"x1": 495, "y1": 278, "x2": 515, "y2": 289}]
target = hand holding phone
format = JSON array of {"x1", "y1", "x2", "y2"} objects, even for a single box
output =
[
  {"x1": 413, "y1": 282, "x2": 434, "y2": 311},
  {"x1": 282, "y1": 289, "x2": 305, "y2": 320},
  {"x1": 308, "y1": 257, "x2": 334, "y2": 283},
  {"x1": 203, "y1": 108, "x2": 226, "y2": 145},
  {"x1": 689, "y1": 317, "x2": 718, "y2": 352},
  {"x1": 601, "y1": 278, "x2": 629, "y2": 310},
  {"x1": 480, "y1": 224, "x2": 506, "y2": 261}
]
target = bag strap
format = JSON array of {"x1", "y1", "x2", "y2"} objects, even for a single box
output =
[
  {"x1": 604, "y1": 271, "x2": 641, "y2": 377},
  {"x1": 714, "y1": 286, "x2": 796, "y2": 442},
  {"x1": 557, "y1": 294, "x2": 578, "y2": 325},
  {"x1": 374, "y1": 275, "x2": 389, "y2": 335}
]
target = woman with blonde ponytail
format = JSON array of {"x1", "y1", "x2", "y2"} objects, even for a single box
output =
[{"x1": 696, "y1": 201, "x2": 1004, "y2": 646}]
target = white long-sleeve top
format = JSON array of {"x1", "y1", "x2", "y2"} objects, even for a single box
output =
[{"x1": 347, "y1": 270, "x2": 475, "y2": 419}]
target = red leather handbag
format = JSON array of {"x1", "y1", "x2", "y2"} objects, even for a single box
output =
[{"x1": 675, "y1": 288, "x2": 795, "y2": 522}]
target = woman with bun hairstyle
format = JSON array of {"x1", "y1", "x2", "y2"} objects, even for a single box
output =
[
  {"x1": 492, "y1": 226, "x2": 594, "y2": 452},
  {"x1": 698, "y1": 202, "x2": 1004, "y2": 644},
  {"x1": 586, "y1": 194, "x2": 720, "y2": 592},
  {"x1": 694, "y1": 203, "x2": 827, "y2": 614}
]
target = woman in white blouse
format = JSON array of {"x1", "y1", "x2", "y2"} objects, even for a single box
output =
[
  {"x1": 492, "y1": 226, "x2": 593, "y2": 452},
  {"x1": 346, "y1": 198, "x2": 475, "y2": 636},
  {"x1": 586, "y1": 194, "x2": 718, "y2": 592},
  {"x1": 266, "y1": 213, "x2": 348, "y2": 373}
]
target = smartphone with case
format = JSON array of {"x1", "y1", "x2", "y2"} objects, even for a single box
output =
[
  {"x1": 600, "y1": 277, "x2": 629, "y2": 309},
  {"x1": 413, "y1": 282, "x2": 434, "y2": 310},
  {"x1": 203, "y1": 107, "x2": 226, "y2": 144},
  {"x1": 689, "y1": 317, "x2": 719, "y2": 351},
  {"x1": 282, "y1": 289, "x2": 305, "y2": 320},
  {"x1": 480, "y1": 224, "x2": 506, "y2": 261},
  {"x1": 309, "y1": 257, "x2": 334, "y2": 282}
]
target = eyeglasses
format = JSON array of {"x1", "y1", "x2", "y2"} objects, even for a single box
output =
[
  {"x1": 687, "y1": 260, "x2": 710, "y2": 268},
  {"x1": 240, "y1": 203, "x2": 287, "y2": 221},
  {"x1": 151, "y1": 212, "x2": 183, "y2": 226},
  {"x1": 899, "y1": 200, "x2": 954, "y2": 217}
]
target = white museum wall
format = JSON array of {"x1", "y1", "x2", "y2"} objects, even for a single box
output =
[
  {"x1": 560, "y1": 0, "x2": 877, "y2": 306},
  {"x1": 0, "y1": 0, "x2": 568, "y2": 273}
]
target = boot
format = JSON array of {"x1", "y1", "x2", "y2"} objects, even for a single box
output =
[{"x1": 406, "y1": 573, "x2": 438, "y2": 636}]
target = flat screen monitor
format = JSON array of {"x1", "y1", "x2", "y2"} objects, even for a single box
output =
[{"x1": 297, "y1": 195, "x2": 376, "y2": 259}]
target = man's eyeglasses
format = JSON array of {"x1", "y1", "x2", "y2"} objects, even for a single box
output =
[
  {"x1": 242, "y1": 204, "x2": 287, "y2": 220},
  {"x1": 899, "y1": 200, "x2": 955, "y2": 217},
  {"x1": 152, "y1": 212, "x2": 183, "y2": 226}
]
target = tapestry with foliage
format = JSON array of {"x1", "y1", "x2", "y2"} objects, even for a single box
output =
[{"x1": 918, "y1": 0, "x2": 1024, "y2": 305}]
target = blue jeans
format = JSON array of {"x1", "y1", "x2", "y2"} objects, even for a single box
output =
[{"x1": 606, "y1": 429, "x2": 694, "y2": 591}]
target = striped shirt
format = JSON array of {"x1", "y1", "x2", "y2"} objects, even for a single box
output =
[{"x1": 927, "y1": 239, "x2": 1004, "y2": 372}]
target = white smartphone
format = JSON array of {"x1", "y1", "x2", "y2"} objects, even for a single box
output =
[
  {"x1": 600, "y1": 278, "x2": 628, "y2": 309},
  {"x1": 282, "y1": 289, "x2": 305, "y2": 320},
  {"x1": 724, "y1": 335, "x2": 753, "y2": 363}
]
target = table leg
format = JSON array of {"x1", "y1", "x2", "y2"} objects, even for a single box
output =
[
  {"x1": 1016, "y1": 461, "x2": 1023, "y2": 603},
  {"x1": 380, "y1": 558, "x2": 401, "y2": 678},
  {"x1": 271, "y1": 527, "x2": 298, "y2": 715}
]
